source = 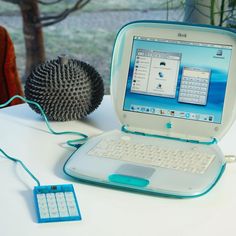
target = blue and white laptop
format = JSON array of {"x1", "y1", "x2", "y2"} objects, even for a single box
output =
[{"x1": 64, "y1": 21, "x2": 236, "y2": 198}]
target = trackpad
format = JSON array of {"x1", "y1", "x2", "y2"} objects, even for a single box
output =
[{"x1": 115, "y1": 164, "x2": 155, "y2": 179}]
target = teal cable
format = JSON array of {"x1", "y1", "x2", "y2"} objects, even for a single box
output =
[
  {"x1": 0, "y1": 95, "x2": 89, "y2": 186},
  {"x1": 0, "y1": 148, "x2": 41, "y2": 186},
  {"x1": 0, "y1": 95, "x2": 88, "y2": 147}
]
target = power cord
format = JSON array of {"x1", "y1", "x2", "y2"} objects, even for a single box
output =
[
  {"x1": 0, "y1": 95, "x2": 88, "y2": 185},
  {"x1": 0, "y1": 148, "x2": 41, "y2": 186}
]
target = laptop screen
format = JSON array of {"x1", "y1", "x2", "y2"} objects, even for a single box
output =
[{"x1": 123, "y1": 36, "x2": 232, "y2": 124}]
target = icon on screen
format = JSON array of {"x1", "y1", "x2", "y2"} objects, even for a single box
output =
[
  {"x1": 209, "y1": 116, "x2": 213, "y2": 122},
  {"x1": 160, "y1": 110, "x2": 166, "y2": 115},
  {"x1": 185, "y1": 113, "x2": 190, "y2": 118},
  {"x1": 216, "y1": 49, "x2": 223, "y2": 56},
  {"x1": 158, "y1": 72, "x2": 164, "y2": 78},
  {"x1": 160, "y1": 61, "x2": 166, "y2": 66},
  {"x1": 150, "y1": 108, "x2": 155, "y2": 113}
]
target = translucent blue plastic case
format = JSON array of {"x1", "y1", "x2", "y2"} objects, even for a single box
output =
[{"x1": 64, "y1": 21, "x2": 236, "y2": 198}]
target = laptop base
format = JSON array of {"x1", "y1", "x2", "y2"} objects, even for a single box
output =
[{"x1": 64, "y1": 130, "x2": 225, "y2": 198}]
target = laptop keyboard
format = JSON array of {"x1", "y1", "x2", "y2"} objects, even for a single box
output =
[{"x1": 88, "y1": 138, "x2": 215, "y2": 175}]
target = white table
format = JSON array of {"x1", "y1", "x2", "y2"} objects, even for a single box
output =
[{"x1": 0, "y1": 95, "x2": 236, "y2": 236}]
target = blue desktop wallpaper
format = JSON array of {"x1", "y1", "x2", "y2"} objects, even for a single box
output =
[{"x1": 123, "y1": 38, "x2": 232, "y2": 124}]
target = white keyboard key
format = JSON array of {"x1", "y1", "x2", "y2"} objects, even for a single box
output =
[
  {"x1": 39, "y1": 210, "x2": 50, "y2": 219},
  {"x1": 49, "y1": 209, "x2": 59, "y2": 218}
]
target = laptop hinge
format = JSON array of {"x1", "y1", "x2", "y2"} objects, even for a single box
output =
[{"x1": 121, "y1": 126, "x2": 217, "y2": 145}]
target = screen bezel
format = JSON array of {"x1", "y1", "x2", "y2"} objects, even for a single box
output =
[{"x1": 111, "y1": 22, "x2": 236, "y2": 141}]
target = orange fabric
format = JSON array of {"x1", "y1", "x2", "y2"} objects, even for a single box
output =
[{"x1": 0, "y1": 25, "x2": 23, "y2": 106}]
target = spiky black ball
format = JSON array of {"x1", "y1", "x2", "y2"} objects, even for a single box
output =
[{"x1": 25, "y1": 56, "x2": 104, "y2": 121}]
